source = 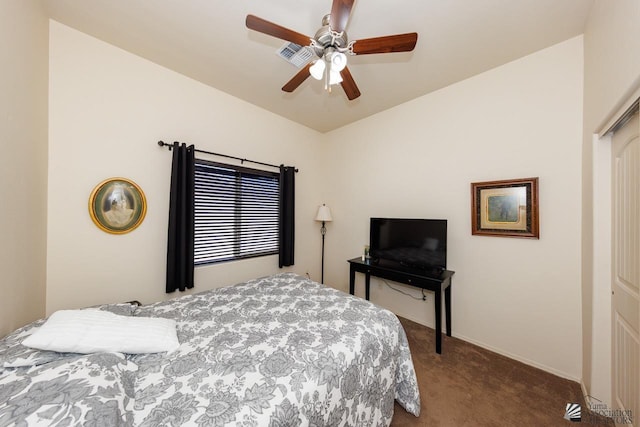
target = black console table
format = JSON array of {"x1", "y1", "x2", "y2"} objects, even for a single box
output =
[{"x1": 348, "y1": 257, "x2": 455, "y2": 354}]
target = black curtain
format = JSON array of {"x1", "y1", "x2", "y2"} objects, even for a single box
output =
[
  {"x1": 166, "y1": 142, "x2": 195, "y2": 293},
  {"x1": 279, "y1": 165, "x2": 295, "y2": 267}
]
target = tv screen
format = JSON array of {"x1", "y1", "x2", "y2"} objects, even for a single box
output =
[{"x1": 369, "y1": 218, "x2": 447, "y2": 271}]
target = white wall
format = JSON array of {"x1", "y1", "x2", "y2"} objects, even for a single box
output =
[
  {"x1": 582, "y1": 0, "x2": 640, "y2": 406},
  {"x1": 0, "y1": 1, "x2": 49, "y2": 337},
  {"x1": 47, "y1": 21, "x2": 324, "y2": 313},
  {"x1": 321, "y1": 37, "x2": 584, "y2": 380}
]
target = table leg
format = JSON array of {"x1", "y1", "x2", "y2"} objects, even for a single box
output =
[
  {"x1": 365, "y1": 273, "x2": 371, "y2": 301},
  {"x1": 349, "y1": 267, "x2": 355, "y2": 295},
  {"x1": 435, "y1": 288, "x2": 442, "y2": 354},
  {"x1": 445, "y1": 281, "x2": 452, "y2": 337}
]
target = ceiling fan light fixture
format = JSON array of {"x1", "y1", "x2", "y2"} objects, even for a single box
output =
[
  {"x1": 330, "y1": 51, "x2": 347, "y2": 71},
  {"x1": 310, "y1": 59, "x2": 325, "y2": 80},
  {"x1": 246, "y1": 0, "x2": 417, "y2": 100},
  {"x1": 329, "y1": 69, "x2": 343, "y2": 85}
]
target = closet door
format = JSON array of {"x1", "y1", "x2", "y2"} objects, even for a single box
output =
[{"x1": 612, "y1": 110, "x2": 639, "y2": 426}]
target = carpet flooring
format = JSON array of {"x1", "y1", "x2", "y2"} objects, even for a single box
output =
[{"x1": 391, "y1": 317, "x2": 614, "y2": 427}]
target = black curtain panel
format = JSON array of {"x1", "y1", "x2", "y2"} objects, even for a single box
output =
[
  {"x1": 166, "y1": 142, "x2": 195, "y2": 293},
  {"x1": 279, "y1": 165, "x2": 295, "y2": 267}
]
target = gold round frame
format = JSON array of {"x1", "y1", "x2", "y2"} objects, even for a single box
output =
[{"x1": 88, "y1": 177, "x2": 147, "y2": 234}]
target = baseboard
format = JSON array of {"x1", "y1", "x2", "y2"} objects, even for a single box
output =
[{"x1": 581, "y1": 380, "x2": 590, "y2": 403}]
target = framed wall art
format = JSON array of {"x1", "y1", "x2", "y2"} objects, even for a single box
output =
[
  {"x1": 89, "y1": 177, "x2": 147, "y2": 234},
  {"x1": 471, "y1": 177, "x2": 539, "y2": 239}
]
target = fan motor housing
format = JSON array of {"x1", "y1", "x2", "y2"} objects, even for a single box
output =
[{"x1": 313, "y1": 14, "x2": 349, "y2": 56}]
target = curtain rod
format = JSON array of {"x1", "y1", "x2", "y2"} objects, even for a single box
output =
[{"x1": 158, "y1": 141, "x2": 298, "y2": 172}]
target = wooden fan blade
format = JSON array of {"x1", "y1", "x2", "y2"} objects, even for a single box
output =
[
  {"x1": 330, "y1": 0, "x2": 355, "y2": 33},
  {"x1": 282, "y1": 63, "x2": 312, "y2": 93},
  {"x1": 352, "y1": 32, "x2": 418, "y2": 55},
  {"x1": 246, "y1": 15, "x2": 311, "y2": 47},
  {"x1": 340, "y1": 67, "x2": 361, "y2": 100}
]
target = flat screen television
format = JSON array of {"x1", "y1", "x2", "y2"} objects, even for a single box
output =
[{"x1": 369, "y1": 218, "x2": 447, "y2": 272}]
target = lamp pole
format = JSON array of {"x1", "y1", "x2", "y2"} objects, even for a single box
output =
[
  {"x1": 320, "y1": 220, "x2": 327, "y2": 284},
  {"x1": 315, "y1": 204, "x2": 332, "y2": 285}
]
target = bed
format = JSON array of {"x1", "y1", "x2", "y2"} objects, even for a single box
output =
[{"x1": 0, "y1": 273, "x2": 420, "y2": 426}]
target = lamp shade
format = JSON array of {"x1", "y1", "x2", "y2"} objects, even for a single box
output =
[
  {"x1": 310, "y1": 60, "x2": 325, "y2": 80},
  {"x1": 315, "y1": 204, "x2": 333, "y2": 222},
  {"x1": 330, "y1": 51, "x2": 347, "y2": 72},
  {"x1": 328, "y1": 70, "x2": 343, "y2": 85}
]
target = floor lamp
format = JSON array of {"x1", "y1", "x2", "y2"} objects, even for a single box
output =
[{"x1": 315, "y1": 204, "x2": 333, "y2": 284}]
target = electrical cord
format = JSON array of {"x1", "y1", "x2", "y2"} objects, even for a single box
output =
[{"x1": 382, "y1": 280, "x2": 427, "y2": 301}]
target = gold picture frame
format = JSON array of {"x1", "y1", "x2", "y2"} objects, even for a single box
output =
[
  {"x1": 89, "y1": 177, "x2": 147, "y2": 234},
  {"x1": 471, "y1": 177, "x2": 539, "y2": 239}
]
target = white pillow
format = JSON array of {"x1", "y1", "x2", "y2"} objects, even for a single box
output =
[{"x1": 22, "y1": 309, "x2": 180, "y2": 354}]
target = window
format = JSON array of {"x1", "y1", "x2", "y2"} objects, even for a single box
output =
[{"x1": 194, "y1": 159, "x2": 279, "y2": 265}]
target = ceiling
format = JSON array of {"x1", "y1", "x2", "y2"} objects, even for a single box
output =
[{"x1": 44, "y1": 0, "x2": 594, "y2": 133}]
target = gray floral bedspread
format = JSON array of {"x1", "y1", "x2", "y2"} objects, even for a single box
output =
[{"x1": 0, "y1": 273, "x2": 420, "y2": 426}]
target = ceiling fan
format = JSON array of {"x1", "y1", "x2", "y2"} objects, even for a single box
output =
[{"x1": 245, "y1": 0, "x2": 418, "y2": 100}]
